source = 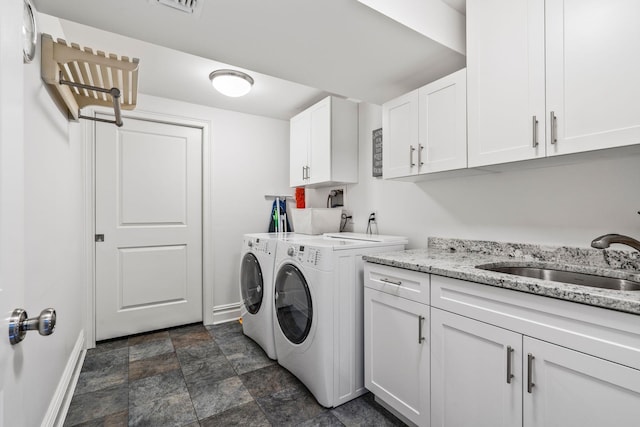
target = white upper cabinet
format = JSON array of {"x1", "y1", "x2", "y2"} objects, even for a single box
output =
[
  {"x1": 382, "y1": 90, "x2": 419, "y2": 179},
  {"x1": 289, "y1": 96, "x2": 358, "y2": 188},
  {"x1": 545, "y1": 0, "x2": 640, "y2": 156},
  {"x1": 383, "y1": 68, "x2": 467, "y2": 179},
  {"x1": 468, "y1": 0, "x2": 640, "y2": 167},
  {"x1": 290, "y1": 111, "x2": 311, "y2": 187},
  {"x1": 419, "y1": 69, "x2": 467, "y2": 173},
  {"x1": 467, "y1": 0, "x2": 546, "y2": 167}
]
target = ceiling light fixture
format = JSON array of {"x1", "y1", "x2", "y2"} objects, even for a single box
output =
[{"x1": 209, "y1": 69, "x2": 254, "y2": 97}]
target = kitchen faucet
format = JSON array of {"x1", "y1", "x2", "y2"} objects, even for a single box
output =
[{"x1": 591, "y1": 234, "x2": 640, "y2": 252}]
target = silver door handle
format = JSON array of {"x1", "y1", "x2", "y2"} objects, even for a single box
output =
[
  {"x1": 506, "y1": 345, "x2": 514, "y2": 384},
  {"x1": 379, "y1": 277, "x2": 402, "y2": 286},
  {"x1": 302, "y1": 166, "x2": 306, "y2": 180},
  {"x1": 550, "y1": 111, "x2": 557, "y2": 144},
  {"x1": 532, "y1": 116, "x2": 539, "y2": 148},
  {"x1": 418, "y1": 315, "x2": 425, "y2": 344},
  {"x1": 306, "y1": 166, "x2": 310, "y2": 180},
  {"x1": 409, "y1": 145, "x2": 416, "y2": 167},
  {"x1": 9, "y1": 308, "x2": 57, "y2": 345},
  {"x1": 418, "y1": 144, "x2": 424, "y2": 166},
  {"x1": 527, "y1": 353, "x2": 535, "y2": 393}
]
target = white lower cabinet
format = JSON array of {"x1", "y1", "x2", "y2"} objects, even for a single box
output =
[
  {"x1": 431, "y1": 309, "x2": 640, "y2": 427},
  {"x1": 365, "y1": 263, "x2": 640, "y2": 427},
  {"x1": 364, "y1": 287, "x2": 430, "y2": 427},
  {"x1": 431, "y1": 308, "x2": 522, "y2": 427},
  {"x1": 524, "y1": 337, "x2": 640, "y2": 427}
]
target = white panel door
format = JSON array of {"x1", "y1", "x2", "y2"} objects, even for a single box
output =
[
  {"x1": 382, "y1": 90, "x2": 419, "y2": 179},
  {"x1": 364, "y1": 287, "x2": 429, "y2": 426},
  {"x1": 96, "y1": 117, "x2": 202, "y2": 340},
  {"x1": 0, "y1": 1, "x2": 25, "y2": 423},
  {"x1": 418, "y1": 68, "x2": 467, "y2": 174},
  {"x1": 546, "y1": 0, "x2": 640, "y2": 156},
  {"x1": 467, "y1": 0, "x2": 546, "y2": 167},
  {"x1": 308, "y1": 97, "x2": 331, "y2": 184},
  {"x1": 524, "y1": 336, "x2": 640, "y2": 427},
  {"x1": 431, "y1": 308, "x2": 522, "y2": 427}
]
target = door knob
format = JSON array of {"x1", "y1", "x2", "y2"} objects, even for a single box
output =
[{"x1": 8, "y1": 308, "x2": 56, "y2": 345}]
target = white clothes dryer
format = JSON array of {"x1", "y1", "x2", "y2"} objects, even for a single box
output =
[{"x1": 272, "y1": 234, "x2": 407, "y2": 407}]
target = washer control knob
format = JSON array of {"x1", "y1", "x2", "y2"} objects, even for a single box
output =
[
  {"x1": 247, "y1": 241, "x2": 253, "y2": 248},
  {"x1": 287, "y1": 247, "x2": 295, "y2": 257}
]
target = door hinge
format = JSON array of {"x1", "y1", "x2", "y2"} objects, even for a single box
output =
[{"x1": 95, "y1": 234, "x2": 104, "y2": 242}]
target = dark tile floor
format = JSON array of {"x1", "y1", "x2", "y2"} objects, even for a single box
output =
[{"x1": 64, "y1": 321, "x2": 407, "y2": 426}]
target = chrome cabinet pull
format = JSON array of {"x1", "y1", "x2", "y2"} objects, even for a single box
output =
[
  {"x1": 418, "y1": 144, "x2": 424, "y2": 166},
  {"x1": 380, "y1": 277, "x2": 402, "y2": 286},
  {"x1": 532, "y1": 116, "x2": 539, "y2": 148},
  {"x1": 527, "y1": 353, "x2": 535, "y2": 393},
  {"x1": 550, "y1": 111, "x2": 557, "y2": 144},
  {"x1": 302, "y1": 166, "x2": 306, "y2": 180},
  {"x1": 506, "y1": 346, "x2": 514, "y2": 384},
  {"x1": 418, "y1": 315, "x2": 425, "y2": 344},
  {"x1": 306, "y1": 166, "x2": 310, "y2": 180},
  {"x1": 409, "y1": 145, "x2": 416, "y2": 167}
]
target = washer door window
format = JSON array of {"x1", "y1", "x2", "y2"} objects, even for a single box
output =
[
  {"x1": 240, "y1": 253, "x2": 263, "y2": 315},
  {"x1": 275, "y1": 264, "x2": 312, "y2": 345}
]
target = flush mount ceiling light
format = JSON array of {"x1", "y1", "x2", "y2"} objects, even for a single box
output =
[{"x1": 209, "y1": 69, "x2": 254, "y2": 97}]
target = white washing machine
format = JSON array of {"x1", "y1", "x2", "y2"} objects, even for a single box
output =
[
  {"x1": 272, "y1": 233, "x2": 407, "y2": 407},
  {"x1": 239, "y1": 232, "x2": 316, "y2": 360}
]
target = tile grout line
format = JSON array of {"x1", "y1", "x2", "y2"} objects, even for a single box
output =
[
  {"x1": 127, "y1": 339, "x2": 130, "y2": 425},
  {"x1": 175, "y1": 333, "x2": 204, "y2": 424}
]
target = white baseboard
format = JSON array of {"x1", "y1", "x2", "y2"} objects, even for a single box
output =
[
  {"x1": 211, "y1": 302, "x2": 241, "y2": 325},
  {"x1": 42, "y1": 330, "x2": 86, "y2": 427}
]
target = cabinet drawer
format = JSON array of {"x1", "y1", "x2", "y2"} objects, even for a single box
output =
[
  {"x1": 364, "y1": 263, "x2": 430, "y2": 305},
  {"x1": 430, "y1": 274, "x2": 640, "y2": 371}
]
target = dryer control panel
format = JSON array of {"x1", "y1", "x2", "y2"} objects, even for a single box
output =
[{"x1": 286, "y1": 245, "x2": 331, "y2": 270}]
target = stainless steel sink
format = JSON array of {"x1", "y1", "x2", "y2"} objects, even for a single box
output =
[{"x1": 477, "y1": 264, "x2": 640, "y2": 291}]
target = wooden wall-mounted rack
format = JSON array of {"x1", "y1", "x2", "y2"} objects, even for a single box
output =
[
  {"x1": 264, "y1": 195, "x2": 295, "y2": 201},
  {"x1": 41, "y1": 33, "x2": 140, "y2": 127}
]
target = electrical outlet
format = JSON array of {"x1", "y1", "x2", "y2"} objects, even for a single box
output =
[
  {"x1": 366, "y1": 210, "x2": 378, "y2": 234},
  {"x1": 342, "y1": 209, "x2": 354, "y2": 224},
  {"x1": 340, "y1": 209, "x2": 354, "y2": 232}
]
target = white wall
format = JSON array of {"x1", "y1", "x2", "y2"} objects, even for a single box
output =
[
  {"x1": 131, "y1": 94, "x2": 290, "y2": 319},
  {"x1": 20, "y1": 14, "x2": 87, "y2": 427},
  {"x1": 314, "y1": 103, "x2": 640, "y2": 250}
]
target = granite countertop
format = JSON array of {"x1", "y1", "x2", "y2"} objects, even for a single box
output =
[{"x1": 363, "y1": 238, "x2": 640, "y2": 315}]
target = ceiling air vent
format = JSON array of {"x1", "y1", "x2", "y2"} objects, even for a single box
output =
[{"x1": 153, "y1": 0, "x2": 203, "y2": 15}]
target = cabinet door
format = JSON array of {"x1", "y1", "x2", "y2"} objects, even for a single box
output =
[
  {"x1": 290, "y1": 111, "x2": 309, "y2": 187},
  {"x1": 364, "y1": 287, "x2": 429, "y2": 426},
  {"x1": 524, "y1": 337, "x2": 640, "y2": 427},
  {"x1": 546, "y1": 0, "x2": 640, "y2": 156},
  {"x1": 308, "y1": 97, "x2": 331, "y2": 184},
  {"x1": 418, "y1": 68, "x2": 467, "y2": 174},
  {"x1": 467, "y1": 0, "x2": 545, "y2": 167},
  {"x1": 431, "y1": 308, "x2": 522, "y2": 427},
  {"x1": 382, "y1": 90, "x2": 419, "y2": 179}
]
